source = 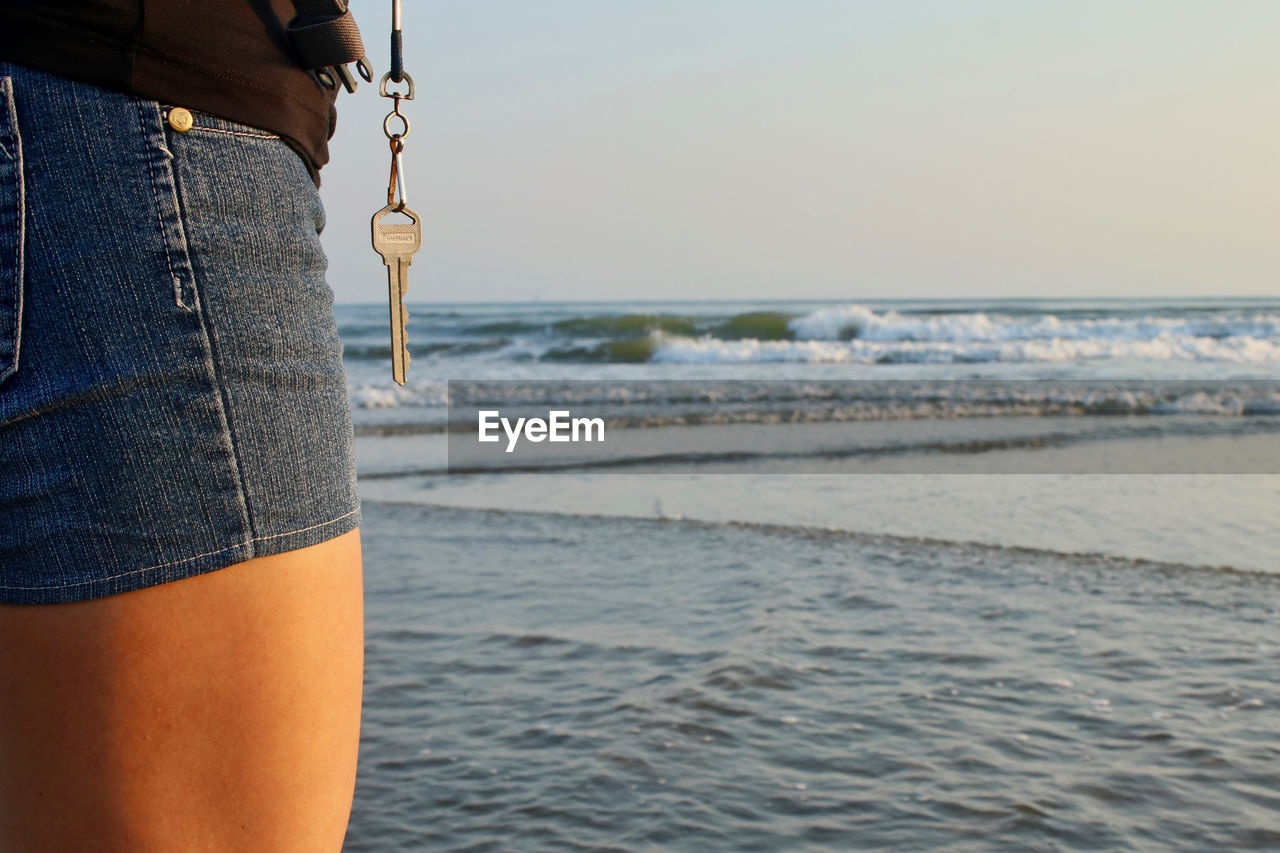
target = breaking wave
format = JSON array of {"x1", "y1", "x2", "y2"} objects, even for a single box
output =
[{"x1": 342, "y1": 303, "x2": 1280, "y2": 366}]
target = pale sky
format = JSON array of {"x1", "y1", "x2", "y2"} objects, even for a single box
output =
[{"x1": 320, "y1": 1, "x2": 1280, "y2": 304}]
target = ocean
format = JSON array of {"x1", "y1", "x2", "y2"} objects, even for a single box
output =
[{"x1": 340, "y1": 299, "x2": 1280, "y2": 851}]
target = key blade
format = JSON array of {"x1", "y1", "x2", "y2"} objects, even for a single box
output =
[{"x1": 387, "y1": 257, "x2": 411, "y2": 386}]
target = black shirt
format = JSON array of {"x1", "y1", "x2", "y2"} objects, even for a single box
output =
[{"x1": 0, "y1": 0, "x2": 341, "y2": 184}]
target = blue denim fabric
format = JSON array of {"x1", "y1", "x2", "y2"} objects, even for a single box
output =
[{"x1": 0, "y1": 64, "x2": 360, "y2": 604}]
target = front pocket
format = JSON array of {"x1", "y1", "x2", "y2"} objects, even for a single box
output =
[
  {"x1": 164, "y1": 106, "x2": 281, "y2": 140},
  {"x1": 0, "y1": 76, "x2": 25, "y2": 386}
]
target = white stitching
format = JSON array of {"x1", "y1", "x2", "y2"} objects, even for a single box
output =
[
  {"x1": 189, "y1": 126, "x2": 279, "y2": 140},
  {"x1": 0, "y1": 75, "x2": 23, "y2": 383},
  {"x1": 137, "y1": 102, "x2": 187, "y2": 309},
  {"x1": 0, "y1": 508, "x2": 361, "y2": 591}
]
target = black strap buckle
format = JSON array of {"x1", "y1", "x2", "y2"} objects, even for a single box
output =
[{"x1": 287, "y1": 0, "x2": 373, "y2": 93}]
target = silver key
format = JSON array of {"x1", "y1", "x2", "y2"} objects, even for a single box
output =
[{"x1": 371, "y1": 204, "x2": 422, "y2": 385}]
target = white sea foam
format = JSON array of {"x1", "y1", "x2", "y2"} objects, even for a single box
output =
[
  {"x1": 655, "y1": 317, "x2": 1280, "y2": 361},
  {"x1": 349, "y1": 380, "x2": 449, "y2": 410},
  {"x1": 1150, "y1": 392, "x2": 1247, "y2": 416},
  {"x1": 787, "y1": 305, "x2": 1280, "y2": 344},
  {"x1": 652, "y1": 337, "x2": 872, "y2": 364},
  {"x1": 787, "y1": 305, "x2": 884, "y2": 340}
]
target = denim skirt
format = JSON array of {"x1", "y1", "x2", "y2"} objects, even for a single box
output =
[{"x1": 0, "y1": 64, "x2": 361, "y2": 604}]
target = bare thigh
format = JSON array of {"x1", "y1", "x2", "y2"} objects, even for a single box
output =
[{"x1": 0, "y1": 529, "x2": 364, "y2": 853}]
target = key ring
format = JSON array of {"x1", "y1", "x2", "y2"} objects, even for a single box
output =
[{"x1": 383, "y1": 102, "x2": 411, "y2": 141}]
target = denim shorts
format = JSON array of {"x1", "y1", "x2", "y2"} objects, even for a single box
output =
[{"x1": 0, "y1": 64, "x2": 361, "y2": 604}]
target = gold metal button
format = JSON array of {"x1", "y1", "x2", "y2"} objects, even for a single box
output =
[{"x1": 167, "y1": 107, "x2": 194, "y2": 133}]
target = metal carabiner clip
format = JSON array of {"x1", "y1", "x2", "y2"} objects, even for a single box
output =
[{"x1": 385, "y1": 137, "x2": 408, "y2": 212}]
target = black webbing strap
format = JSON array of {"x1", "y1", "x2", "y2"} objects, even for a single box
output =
[
  {"x1": 390, "y1": 28, "x2": 403, "y2": 82},
  {"x1": 286, "y1": 0, "x2": 367, "y2": 72}
]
